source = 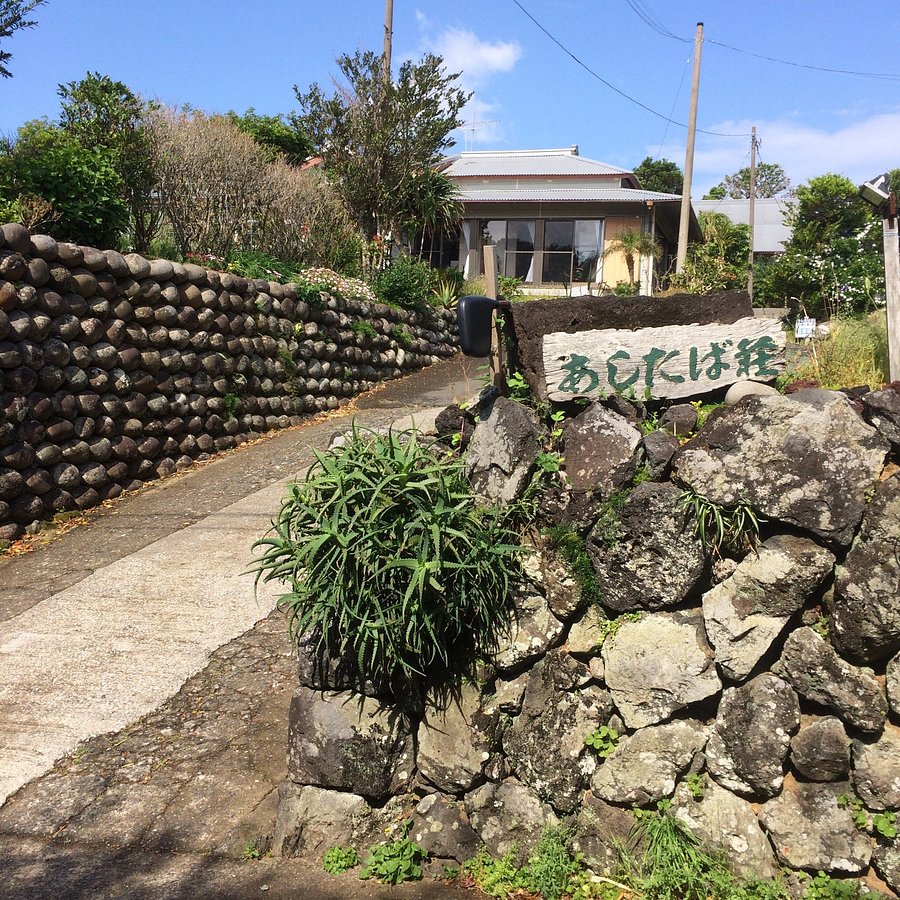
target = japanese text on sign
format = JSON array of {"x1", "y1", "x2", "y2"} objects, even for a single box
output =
[{"x1": 542, "y1": 317, "x2": 785, "y2": 401}]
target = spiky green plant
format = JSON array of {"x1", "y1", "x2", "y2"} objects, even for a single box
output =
[{"x1": 252, "y1": 427, "x2": 522, "y2": 692}]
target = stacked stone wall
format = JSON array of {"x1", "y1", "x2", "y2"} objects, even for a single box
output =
[
  {"x1": 273, "y1": 387, "x2": 900, "y2": 892},
  {"x1": 0, "y1": 223, "x2": 457, "y2": 541}
]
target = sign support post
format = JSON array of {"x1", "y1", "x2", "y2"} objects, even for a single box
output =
[
  {"x1": 883, "y1": 205, "x2": 900, "y2": 382},
  {"x1": 483, "y1": 245, "x2": 506, "y2": 391}
]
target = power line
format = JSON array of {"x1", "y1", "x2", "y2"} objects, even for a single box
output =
[
  {"x1": 655, "y1": 53, "x2": 691, "y2": 159},
  {"x1": 510, "y1": 0, "x2": 747, "y2": 138},
  {"x1": 624, "y1": 0, "x2": 689, "y2": 43},
  {"x1": 705, "y1": 37, "x2": 900, "y2": 81},
  {"x1": 621, "y1": 1, "x2": 900, "y2": 81}
]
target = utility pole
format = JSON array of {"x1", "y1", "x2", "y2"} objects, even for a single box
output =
[
  {"x1": 747, "y1": 126, "x2": 757, "y2": 301},
  {"x1": 676, "y1": 22, "x2": 704, "y2": 274},
  {"x1": 383, "y1": 0, "x2": 394, "y2": 83}
]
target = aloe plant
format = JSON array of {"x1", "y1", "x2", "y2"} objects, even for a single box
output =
[{"x1": 252, "y1": 427, "x2": 522, "y2": 692}]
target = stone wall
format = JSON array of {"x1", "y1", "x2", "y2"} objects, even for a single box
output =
[
  {"x1": 0, "y1": 223, "x2": 458, "y2": 542},
  {"x1": 273, "y1": 385, "x2": 900, "y2": 892}
]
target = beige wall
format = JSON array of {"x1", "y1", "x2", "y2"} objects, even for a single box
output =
[{"x1": 600, "y1": 216, "x2": 644, "y2": 288}]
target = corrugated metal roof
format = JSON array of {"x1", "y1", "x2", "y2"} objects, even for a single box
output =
[
  {"x1": 694, "y1": 198, "x2": 794, "y2": 253},
  {"x1": 456, "y1": 187, "x2": 683, "y2": 203},
  {"x1": 444, "y1": 149, "x2": 631, "y2": 179}
]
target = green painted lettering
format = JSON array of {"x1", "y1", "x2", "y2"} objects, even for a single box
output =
[{"x1": 607, "y1": 350, "x2": 640, "y2": 392}]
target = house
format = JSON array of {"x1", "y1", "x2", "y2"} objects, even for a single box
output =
[
  {"x1": 693, "y1": 197, "x2": 794, "y2": 257},
  {"x1": 430, "y1": 147, "x2": 700, "y2": 294}
]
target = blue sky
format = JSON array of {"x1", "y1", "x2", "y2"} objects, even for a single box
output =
[{"x1": 2, "y1": 0, "x2": 899, "y2": 195}]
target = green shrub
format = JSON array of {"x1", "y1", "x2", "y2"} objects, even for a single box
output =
[
  {"x1": 373, "y1": 254, "x2": 436, "y2": 309},
  {"x1": 1, "y1": 118, "x2": 128, "y2": 247},
  {"x1": 359, "y1": 827, "x2": 426, "y2": 884},
  {"x1": 497, "y1": 274, "x2": 524, "y2": 301},
  {"x1": 227, "y1": 250, "x2": 302, "y2": 282},
  {"x1": 322, "y1": 845, "x2": 360, "y2": 875},
  {"x1": 252, "y1": 427, "x2": 522, "y2": 692}
]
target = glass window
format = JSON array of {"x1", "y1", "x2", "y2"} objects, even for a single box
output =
[
  {"x1": 573, "y1": 220, "x2": 602, "y2": 281},
  {"x1": 507, "y1": 220, "x2": 535, "y2": 252},
  {"x1": 542, "y1": 252, "x2": 572, "y2": 284},
  {"x1": 544, "y1": 220, "x2": 574, "y2": 252}
]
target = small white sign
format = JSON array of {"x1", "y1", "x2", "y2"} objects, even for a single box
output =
[{"x1": 794, "y1": 317, "x2": 816, "y2": 340}]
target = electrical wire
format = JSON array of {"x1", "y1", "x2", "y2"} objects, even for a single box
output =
[
  {"x1": 705, "y1": 37, "x2": 900, "y2": 81},
  {"x1": 620, "y1": 1, "x2": 900, "y2": 81},
  {"x1": 624, "y1": 0, "x2": 689, "y2": 43},
  {"x1": 654, "y1": 54, "x2": 691, "y2": 159},
  {"x1": 510, "y1": 0, "x2": 747, "y2": 138}
]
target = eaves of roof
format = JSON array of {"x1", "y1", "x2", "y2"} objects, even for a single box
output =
[{"x1": 456, "y1": 187, "x2": 683, "y2": 203}]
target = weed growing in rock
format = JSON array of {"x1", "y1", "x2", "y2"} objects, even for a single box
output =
[
  {"x1": 241, "y1": 839, "x2": 263, "y2": 860},
  {"x1": 592, "y1": 489, "x2": 632, "y2": 548},
  {"x1": 836, "y1": 792, "x2": 869, "y2": 831},
  {"x1": 800, "y1": 871, "x2": 862, "y2": 899},
  {"x1": 595, "y1": 613, "x2": 642, "y2": 648},
  {"x1": 872, "y1": 811, "x2": 897, "y2": 840},
  {"x1": 359, "y1": 824, "x2": 426, "y2": 885},
  {"x1": 684, "y1": 772, "x2": 706, "y2": 800},
  {"x1": 251, "y1": 427, "x2": 523, "y2": 693},
  {"x1": 462, "y1": 828, "x2": 583, "y2": 900},
  {"x1": 390, "y1": 324, "x2": 413, "y2": 348},
  {"x1": 678, "y1": 490, "x2": 760, "y2": 556},
  {"x1": 351, "y1": 319, "x2": 377, "y2": 340},
  {"x1": 535, "y1": 450, "x2": 564, "y2": 474},
  {"x1": 544, "y1": 527, "x2": 602, "y2": 606},
  {"x1": 584, "y1": 725, "x2": 619, "y2": 758},
  {"x1": 506, "y1": 371, "x2": 530, "y2": 402},
  {"x1": 322, "y1": 845, "x2": 360, "y2": 874},
  {"x1": 628, "y1": 800, "x2": 771, "y2": 900}
]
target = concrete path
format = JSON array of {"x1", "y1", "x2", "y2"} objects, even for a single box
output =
[{"x1": 0, "y1": 354, "x2": 484, "y2": 807}]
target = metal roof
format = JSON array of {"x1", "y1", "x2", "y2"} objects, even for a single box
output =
[
  {"x1": 444, "y1": 148, "x2": 632, "y2": 179},
  {"x1": 694, "y1": 198, "x2": 795, "y2": 253},
  {"x1": 455, "y1": 187, "x2": 683, "y2": 203}
]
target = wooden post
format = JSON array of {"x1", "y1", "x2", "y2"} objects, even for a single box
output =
[
  {"x1": 483, "y1": 245, "x2": 505, "y2": 390},
  {"x1": 884, "y1": 205, "x2": 900, "y2": 382}
]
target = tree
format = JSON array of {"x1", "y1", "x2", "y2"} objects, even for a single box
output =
[
  {"x1": 57, "y1": 71, "x2": 159, "y2": 251},
  {"x1": 601, "y1": 229, "x2": 662, "y2": 286},
  {"x1": 0, "y1": 118, "x2": 127, "y2": 246},
  {"x1": 0, "y1": 0, "x2": 46, "y2": 78},
  {"x1": 295, "y1": 50, "x2": 470, "y2": 240},
  {"x1": 673, "y1": 211, "x2": 750, "y2": 293},
  {"x1": 148, "y1": 110, "x2": 274, "y2": 259},
  {"x1": 755, "y1": 173, "x2": 882, "y2": 316},
  {"x1": 707, "y1": 162, "x2": 792, "y2": 199},
  {"x1": 399, "y1": 168, "x2": 463, "y2": 259},
  {"x1": 226, "y1": 108, "x2": 312, "y2": 164},
  {"x1": 634, "y1": 156, "x2": 683, "y2": 195}
]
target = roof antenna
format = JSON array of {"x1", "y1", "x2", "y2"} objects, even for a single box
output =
[{"x1": 462, "y1": 99, "x2": 501, "y2": 151}]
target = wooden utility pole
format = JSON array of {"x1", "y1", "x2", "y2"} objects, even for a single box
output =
[
  {"x1": 747, "y1": 126, "x2": 757, "y2": 301},
  {"x1": 884, "y1": 194, "x2": 900, "y2": 382},
  {"x1": 383, "y1": 0, "x2": 394, "y2": 83},
  {"x1": 676, "y1": 22, "x2": 704, "y2": 273}
]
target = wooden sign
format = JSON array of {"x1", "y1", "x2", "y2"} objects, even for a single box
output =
[{"x1": 543, "y1": 316, "x2": 785, "y2": 401}]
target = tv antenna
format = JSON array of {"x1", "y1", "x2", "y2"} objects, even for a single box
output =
[{"x1": 462, "y1": 101, "x2": 500, "y2": 150}]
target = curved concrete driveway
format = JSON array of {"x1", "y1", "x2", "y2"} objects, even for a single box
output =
[{"x1": 0, "y1": 354, "x2": 484, "y2": 807}]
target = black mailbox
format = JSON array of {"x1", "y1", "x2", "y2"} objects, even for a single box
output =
[{"x1": 457, "y1": 295, "x2": 502, "y2": 357}]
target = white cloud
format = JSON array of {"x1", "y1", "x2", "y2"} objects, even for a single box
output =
[
  {"x1": 429, "y1": 27, "x2": 522, "y2": 87},
  {"x1": 656, "y1": 108, "x2": 900, "y2": 195}
]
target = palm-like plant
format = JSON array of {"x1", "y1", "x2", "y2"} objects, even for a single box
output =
[
  {"x1": 399, "y1": 168, "x2": 463, "y2": 259},
  {"x1": 601, "y1": 229, "x2": 663, "y2": 287}
]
